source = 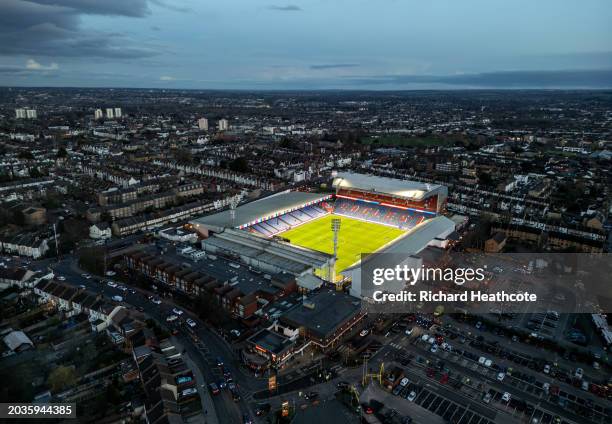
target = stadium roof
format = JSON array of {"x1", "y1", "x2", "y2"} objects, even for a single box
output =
[
  {"x1": 201, "y1": 228, "x2": 333, "y2": 275},
  {"x1": 190, "y1": 191, "x2": 330, "y2": 231},
  {"x1": 332, "y1": 172, "x2": 446, "y2": 200}
]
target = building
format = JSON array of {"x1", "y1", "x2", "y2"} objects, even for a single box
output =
[
  {"x1": 94, "y1": 109, "x2": 104, "y2": 120},
  {"x1": 485, "y1": 232, "x2": 507, "y2": 253},
  {"x1": 278, "y1": 290, "x2": 365, "y2": 350},
  {"x1": 22, "y1": 206, "x2": 47, "y2": 226},
  {"x1": 105, "y1": 108, "x2": 115, "y2": 119},
  {"x1": 197, "y1": 117, "x2": 208, "y2": 131},
  {"x1": 218, "y1": 118, "x2": 229, "y2": 131},
  {"x1": 114, "y1": 107, "x2": 122, "y2": 118},
  {"x1": 15, "y1": 108, "x2": 36, "y2": 119},
  {"x1": 3, "y1": 331, "x2": 34, "y2": 352},
  {"x1": 90, "y1": 222, "x2": 112, "y2": 240}
]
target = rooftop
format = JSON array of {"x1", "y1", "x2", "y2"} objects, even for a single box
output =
[
  {"x1": 281, "y1": 290, "x2": 362, "y2": 340},
  {"x1": 332, "y1": 171, "x2": 446, "y2": 200},
  {"x1": 190, "y1": 191, "x2": 330, "y2": 230}
]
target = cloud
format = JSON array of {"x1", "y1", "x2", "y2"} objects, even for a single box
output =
[
  {"x1": 344, "y1": 69, "x2": 612, "y2": 88},
  {"x1": 159, "y1": 75, "x2": 176, "y2": 81},
  {"x1": 150, "y1": 0, "x2": 191, "y2": 13},
  {"x1": 0, "y1": 59, "x2": 60, "y2": 76},
  {"x1": 0, "y1": 0, "x2": 161, "y2": 58},
  {"x1": 267, "y1": 5, "x2": 302, "y2": 12},
  {"x1": 310, "y1": 64, "x2": 359, "y2": 70}
]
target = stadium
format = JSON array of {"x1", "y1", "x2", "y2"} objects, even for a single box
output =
[{"x1": 190, "y1": 172, "x2": 453, "y2": 296}]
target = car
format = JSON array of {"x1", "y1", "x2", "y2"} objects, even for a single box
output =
[
  {"x1": 407, "y1": 391, "x2": 417, "y2": 401},
  {"x1": 337, "y1": 381, "x2": 349, "y2": 389},
  {"x1": 117, "y1": 285, "x2": 128, "y2": 292},
  {"x1": 482, "y1": 392, "x2": 492, "y2": 404},
  {"x1": 151, "y1": 298, "x2": 162, "y2": 305},
  {"x1": 255, "y1": 403, "x2": 271, "y2": 416},
  {"x1": 209, "y1": 382, "x2": 220, "y2": 395},
  {"x1": 582, "y1": 381, "x2": 590, "y2": 391},
  {"x1": 216, "y1": 357, "x2": 224, "y2": 367},
  {"x1": 181, "y1": 387, "x2": 197, "y2": 397},
  {"x1": 57, "y1": 276, "x2": 66, "y2": 281},
  {"x1": 107, "y1": 281, "x2": 117, "y2": 287},
  {"x1": 172, "y1": 308, "x2": 184, "y2": 316},
  {"x1": 421, "y1": 334, "x2": 430, "y2": 342},
  {"x1": 405, "y1": 327, "x2": 414, "y2": 336},
  {"x1": 362, "y1": 404, "x2": 374, "y2": 414},
  {"x1": 218, "y1": 380, "x2": 226, "y2": 389},
  {"x1": 359, "y1": 329, "x2": 369, "y2": 337},
  {"x1": 543, "y1": 364, "x2": 551, "y2": 374},
  {"x1": 574, "y1": 368, "x2": 584, "y2": 379},
  {"x1": 400, "y1": 377, "x2": 410, "y2": 387},
  {"x1": 430, "y1": 344, "x2": 438, "y2": 353},
  {"x1": 502, "y1": 392, "x2": 511, "y2": 402},
  {"x1": 186, "y1": 318, "x2": 197, "y2": 328},
  {"x1": 484, "y1": 359, "x2": 493, "y2": 367},
  {"x1": 81, "y1": 273, "x2": 91, "y2": 279},
  {"x1": 305, "y1": 391, "x2": 319, "y2": 400},
  {"x1": 392, "y1": 384, "x2": 403, "y2": 396},
  {"x1": 497, "y1": 372, "x2": 506, "y2": 381},
  {"x1": 111, "y1": 295, "x2": 123, "y2": 302},
  {"x1": 106, "y1": 271, "x2": 116, "y2": 276},
  {"x1": 166, "y1": 314, "x2": 178, "y2": 322},
  {"x1": 78, "y1": 284, "x2": 86, "y2": 289},
  {"x1": 543, "y1": 382, "x2": 550, "y2": 392},
  {"x1": 475, "y1": 321, "x2": 482, "y2": 330},
  {"x1": 478, "y1": 356, "x2": 486, "y2": 365}
]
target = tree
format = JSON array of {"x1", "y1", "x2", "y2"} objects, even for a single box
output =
[
  {"x1": 47, "y1": 365, "x2": 77, "y2": 392},
  {"x1": 228, "y1": 156, "x2": 250, "y2": 173},
  {"x1": 57, "y1": 147, "x2": 68, "y2": 158}
]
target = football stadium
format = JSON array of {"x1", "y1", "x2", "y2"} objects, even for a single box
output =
[{"x1": 190, "y1": 172, "x2": 453, "y2": 293}]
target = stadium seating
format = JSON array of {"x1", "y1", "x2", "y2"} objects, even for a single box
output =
[
  {"x1": 333, "y1": 198, "x2": 430, "y2": 230},
  {"x1": 248, "y1": 198, "x2": 432, "y2": 237}
]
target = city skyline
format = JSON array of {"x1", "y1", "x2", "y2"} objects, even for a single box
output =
[{"x1": 0, "y1": 0, "x2": 611, "y2": 89}]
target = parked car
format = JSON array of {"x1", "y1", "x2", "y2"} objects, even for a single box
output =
[
  {"x1": 407, "y1": 391, "x2": 417, "y2": 402},
  {"x1": 186, "y1": 318, "x2": 197, "y2": 328},
  {"x1": 111, "y1": 295, "x2": 123, "y2": 302},
  {"x1": 502, "y1": 392, "x2": 511, "y2": 402},
  {"x1": 166, "y1": 315, "x2": 178, "y2": 322},
  {"x1": 172, "y1": 308, "x2": 184, "y2": 316}
]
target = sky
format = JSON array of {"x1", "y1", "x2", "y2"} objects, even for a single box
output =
[{"x1": 0, "y1": 0, "x2": 611, "y2": 89}]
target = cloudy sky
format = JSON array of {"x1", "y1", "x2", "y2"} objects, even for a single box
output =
[{"x1": 1, "y1": 0, "x2": 611, "y2": 89}]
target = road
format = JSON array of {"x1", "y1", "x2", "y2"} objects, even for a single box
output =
[{"x1": 50, "y1": 256, "x2": 267, "y2": 424}]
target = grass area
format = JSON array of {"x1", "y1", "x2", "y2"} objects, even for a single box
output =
[
  {"x1": 280, "y1": 214, "x2": 405, "y2": 279},
  {"x1": 363, "y1": 135, "x2": 457, "y2": 148}
]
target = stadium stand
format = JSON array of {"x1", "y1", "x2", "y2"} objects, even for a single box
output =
[{"x1": 248, "y1": 197, "x2": 432, "y2": 237}]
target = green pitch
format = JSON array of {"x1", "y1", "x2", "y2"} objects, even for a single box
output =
[{"x1": 280, "y1": 214, "x2": 405, "y2": 278}]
